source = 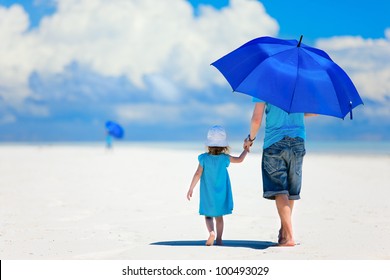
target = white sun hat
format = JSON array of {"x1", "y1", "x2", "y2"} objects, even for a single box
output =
[{"x1": 205, "y1": 125, "x2": 228, "y2": 147}]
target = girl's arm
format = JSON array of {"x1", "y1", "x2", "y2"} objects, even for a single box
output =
[
  {"x1": 187, "y1": 164, "x2": 203, "y2": 201},
  {"x1": 230, "y1": 149, "x2": 248, "y2": 163}
]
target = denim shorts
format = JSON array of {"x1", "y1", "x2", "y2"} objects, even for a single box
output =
[{"x1": 261, "y1": 137, "x2": 306, "y2": 200}]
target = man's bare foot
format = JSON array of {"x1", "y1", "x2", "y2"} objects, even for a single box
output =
[
  {"x1": 206, "y1": 231, "x2": 215, "y2": 246},
  {"x1": 278, "y1": 228, "x2": 283, "y2": 243},
  {"x1": 278, "y1": 238, "x2": 295, "y2": 247},
  {"x1": 278, "y1": 228, "x2": 295, "y2": 246}
]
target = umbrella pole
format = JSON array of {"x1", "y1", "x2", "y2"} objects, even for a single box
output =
[{"x1": 297, "y1": 35, "x2": 303, "y2": 47}]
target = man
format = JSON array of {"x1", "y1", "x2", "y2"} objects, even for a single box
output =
[{"x1": 244, "y1": 100, "x2": 316, "y2": 246}]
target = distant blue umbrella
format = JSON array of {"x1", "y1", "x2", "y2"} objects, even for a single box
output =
[
  {"x1": 211, "y1": 36, "x2": 363, "y2": 119},
  {"x1": 105, "y1": 121, "x2": 124, "y2": 139}
]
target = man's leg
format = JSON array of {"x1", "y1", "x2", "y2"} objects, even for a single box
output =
[
  {"x1": 279, "y1": 200, "x2": 294, "y2": 243},
  {"x1": 275, "y1": 195, "x2": 295, "y2": 246}
]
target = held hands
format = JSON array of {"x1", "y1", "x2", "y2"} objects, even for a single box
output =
[
  {"x1": 243, "y1": 134, "x2": 255, "y2": 152},
  {"x1": 243, "y1": 139, "x2": 252, "y2": 152}
]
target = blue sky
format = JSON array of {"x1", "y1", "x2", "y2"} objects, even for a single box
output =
[
  {"x1": 192, "y1": 0, "x2": 390, "y2": 41},
  {"x1": 0, "y1": 0, "x2": 389, "y2": 142}
]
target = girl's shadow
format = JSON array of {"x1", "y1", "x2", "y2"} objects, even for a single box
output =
[{"x1": 150, "y1": 240, "x2": 277, "y2": 250}]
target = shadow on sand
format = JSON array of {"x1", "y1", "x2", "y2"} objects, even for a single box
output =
[{"x1": 150, "y1": 240, "x2": 277, "y2": 250}]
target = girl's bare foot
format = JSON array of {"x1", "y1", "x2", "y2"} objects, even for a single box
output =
[{"x1": 206, "y1": 231, "x2": 215, "y2": 246}]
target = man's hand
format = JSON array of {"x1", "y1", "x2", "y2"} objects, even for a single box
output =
[{"x1": 243, "y1": 137, "x2": 253, "y2": 152}]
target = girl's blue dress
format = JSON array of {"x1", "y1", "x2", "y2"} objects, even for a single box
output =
[{"x1": 198, "y1": 153, "x2": 233, "y2": 217}]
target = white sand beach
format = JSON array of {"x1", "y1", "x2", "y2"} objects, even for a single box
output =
[{"x1": 0, "y1": 144, "x2": 389, "y2": 260}]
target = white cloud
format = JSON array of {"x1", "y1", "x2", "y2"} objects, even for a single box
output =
[
  {"x1": 116, "y1": 103, "x2": 183, "y2": 124},
  {"x1": 0, "y1": 5, "x2": 35, "y2": 105},
  {"x1": 0, "y1": 114, "x2": 16, "y2": 125},
  {"x1": 316, "y1": 34, "x2": 390, "y2": 102},
  {"x1": 144, "y1": 74, "x2": 181, "y2": 103},
  {"x1": 115, "y1": 101, "x2": 249, "y2": 125},
  {"x1": 0, "y1": 0, "x2": 278, "y2": 111},
  {"x1": 361, "y1": 103, "x2": 390, "y2": 118},
  {"x1": 6, "y1": 0, "x2": 388, "y2": 125},
  {"x1": 385, "y1": 28, "x2": 390, "y2": 40}
]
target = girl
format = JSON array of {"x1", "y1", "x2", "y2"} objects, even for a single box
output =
[{"x1": 187, "y1": 125, "x2": 248, "y2": 246}]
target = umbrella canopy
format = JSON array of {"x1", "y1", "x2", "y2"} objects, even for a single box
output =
[
  {"x1": 105, "y1": 121, "x2": 124, "y2": 139},
  {"x1": 211, "y1": 36, "x2": 363, "y2": 119}
]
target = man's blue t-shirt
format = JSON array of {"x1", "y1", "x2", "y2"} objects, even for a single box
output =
[{"x1": 253, "y1": 98, "x2": 306, "y2": 149}]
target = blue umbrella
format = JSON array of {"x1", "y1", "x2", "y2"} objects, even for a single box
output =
[
  {"x1": 105, "y1": 121, "x2": 124, "y2": 139},
  {"x1": 211, "y1": 36, "x2": 363, "y2": 119}
]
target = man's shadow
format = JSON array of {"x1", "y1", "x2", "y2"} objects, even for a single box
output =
[{"x1": 150, "y1": 240, "x2": 277, "y2": 250}]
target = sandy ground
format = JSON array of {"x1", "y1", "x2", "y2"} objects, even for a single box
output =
[{"x1": 0, "y1": 144, "x2": 389, "y2": 260}]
